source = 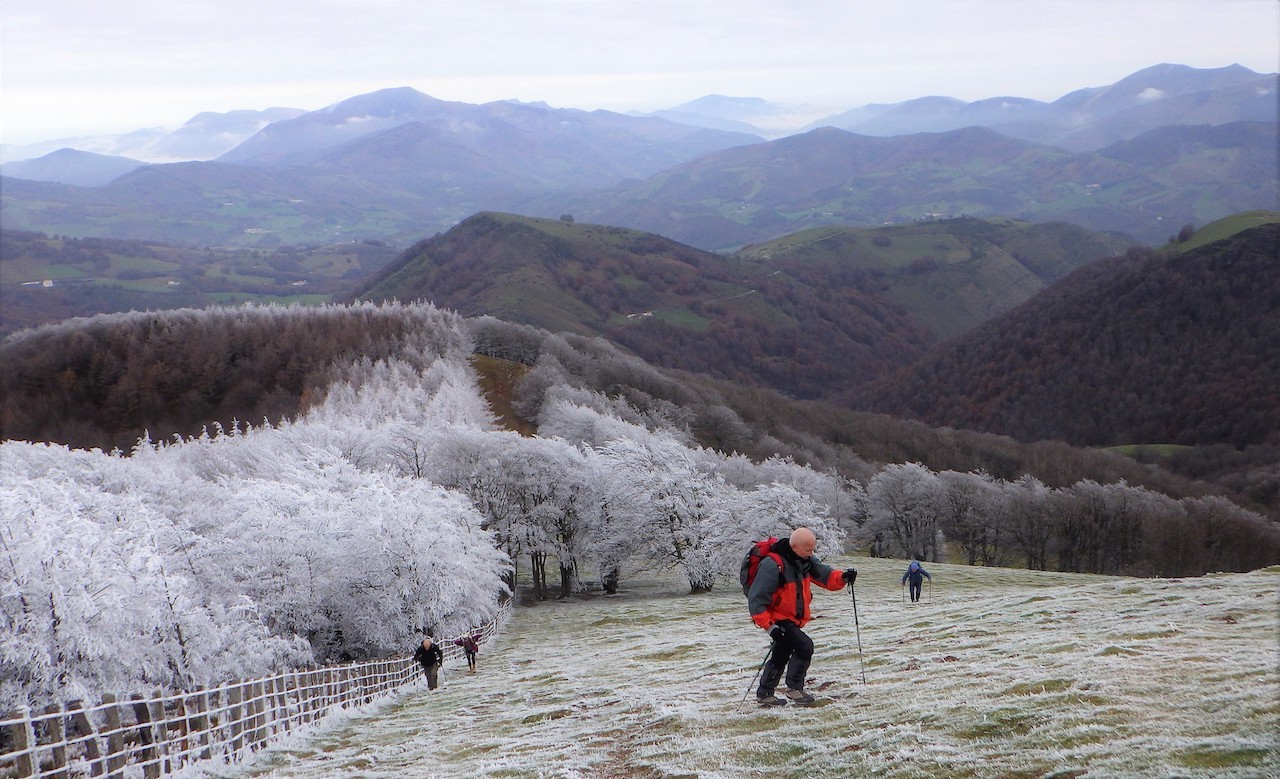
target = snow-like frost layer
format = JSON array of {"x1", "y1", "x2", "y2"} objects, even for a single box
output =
[{"x1": 187, "y1": 558, "x2": 1280, "y2": 779}]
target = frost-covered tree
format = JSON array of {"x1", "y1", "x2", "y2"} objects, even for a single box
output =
[
  {"x1": 752, "y1": 456, "x2": 864, "y2": 545},
  {"x1": 594, "y1": 432, "x2": 728, "y2": 592},
  {"x1": 1003, "y1": 475, "x2": 1054, "y2": 570},
  {"x1": 0, "y1": 348, "x2": 513, "y2": 709},
  {"x1": 937, "y1": 470, "x2": 1003, "y2": 567},
  {"x1": 733, "y1": 482, "x2": 845, "y2": 563},
  {"x1": 1, "y1": 461, "x2": 307, "y2": 709},
  {"x1": 864, "y1": 462, "x2": 943, "y2": 561}
]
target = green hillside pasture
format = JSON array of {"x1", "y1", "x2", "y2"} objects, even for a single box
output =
[
  {"x1": 1104, "y1": 443, "x2": 1192, "y2": 458},
  {"x1": 210, "y1": 557, "x2": 1279, "y2": 779},
  {"x1": 205, "y1": 292, "x2": 330, "y2": 305},
  {"x1": 876, "y1": 245, "x2": 1043, "y2": 341},
  {"x1": 1170, "y1": 210, "x2": 1280, "y2": 254}
]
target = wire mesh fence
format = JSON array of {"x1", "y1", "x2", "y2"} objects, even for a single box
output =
[{"x1": 1, "y1": 599, "x2": 510, "y2": 779}]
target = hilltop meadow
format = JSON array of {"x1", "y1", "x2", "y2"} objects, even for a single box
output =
[{"x1": 189, "y1": 558, "x2": 1279, "y2": 779}]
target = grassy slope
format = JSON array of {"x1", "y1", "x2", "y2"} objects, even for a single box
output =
[
  {"x1": 1167, "y1": 210, "x2": 1280, "y2": 254},
  {"x1": 206, "y1": 559, "x2": 1279, "y2": 779}
]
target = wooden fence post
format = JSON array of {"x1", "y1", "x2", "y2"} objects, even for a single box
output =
[
  {"x1": 185, "y1": 689, "x2": 209, "y2": 763},
  {"x1": 250, "y1": 681, "x2": 266, "y2": 750},
  {"x1": 4, "y1": 707, "x2": 36, "y2": 778},
  {"x1": 170, "y1": 693, "x2": 187, "y2": 772},
  {"x1": 150, "y1": 692, "x2": 167, "y2": 776},
  {"x1": 227, "y1": 683, "x2": 243, "y2": 755},
  {"x1": 208, "y1": 686, "x2": 224, "y2": 761},
  {"x1": 43, "y1": 703, "x2": 68, "y2": 779},
  {"x1": 272, "y1": 675, "x2": 290, "y2": 735},
  {"x1": 102, "y1": 694, "x2": 125, "y2": 779},
  {"x1": 66, "y1": 700, "x2": 103, "y2": 777},
  {"x1": 130, "y1": 694, "x2": 160, "y2": 779}
]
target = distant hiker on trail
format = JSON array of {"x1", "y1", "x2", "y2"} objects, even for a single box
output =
[
  {"x1": 414, "y1": 636, "x2": 444, "y2": 690},
  {"x1": 745, "y1": 526, "x2": 856, "y2": 707},
  {"x1": 902, "y1": 560, "x2": 932, "y2": 603},
  {"x1": 454, "y1": 633, "x2": 480, "y2": 673}
]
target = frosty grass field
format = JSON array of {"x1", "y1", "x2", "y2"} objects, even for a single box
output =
[{"x1": 188, "y1": 556, "x2": 1279, "y2": 779}]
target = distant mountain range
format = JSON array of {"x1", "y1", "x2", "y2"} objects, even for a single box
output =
[
  {"x1": 806, "y1": 63, "x2": 1276, "y2": 151},
  {"x1": 0, "y1": 107, "x2": 306, "y2": 165},
  {"x1": 6, "y1": 62, "x2": 1267, "y2": 165},
  {"x1": 536, "y1": 120, "x2": 1277, "y2": 248},
  {"x1": 0, "y1": 64, "x2": 1274, "y2": 249}
]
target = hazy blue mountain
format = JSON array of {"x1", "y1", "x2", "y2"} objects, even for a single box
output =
[
  {"x1": 0, "y1": 148, "x2": 147, "y2": 186},
  {"x1": 0, "y1": 107, "x2": 304, "y2": 165},
  {"x1": 3, "y1": 66, "x2": 1273, "y2": 250},
  {"x1": 142, "y1": 107, "x2": 307, "y2": 160},
  {"x1": 1050, "y1": 63, "x2": 1267, "y2": 118},
  {"x1": 810, "y1": 63, "x2": 1276, "y2": 151},
  {"x1": 817, "y1": 95, "x2": 1054, "y2": 137},
  {"x1": 217, "y1": 88, "x2": 468, "y2": 164},
  {"x1": 0, "y1": 93, "x2": 762, "y2": 246},
  {"x1": 534, "y1": 121, "x2": 1276, "y2": 249},
  {"x1": 219, "y1": 87, "x2": 762, "y2": 170},
  {"x1": 0, "y1": 127, "x2": 168, "y2": 165},
  {"x1": 636, "y1": 94, "x2": 821, "y2": 138},
  {"x1": 814, "y1": 95, "x2": 974, "y2": 135}
]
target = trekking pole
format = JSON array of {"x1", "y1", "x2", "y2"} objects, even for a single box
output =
[
  {"x1": 739, "y1": 641, "x2": 775, "y2": 710},
  {"x1": 900, "y1": 581, "x2": 905, "y2": 605},
  {"x1": 850, "y1": 584, "x2": 867, "y2": 685},
  {"x1": 928, "y1": 578, "x2": 933, "y2": 602}
]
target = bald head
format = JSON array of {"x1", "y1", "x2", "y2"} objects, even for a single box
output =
[{"x1": 790, "y1": 526, "x2": 817, "y2": 559}]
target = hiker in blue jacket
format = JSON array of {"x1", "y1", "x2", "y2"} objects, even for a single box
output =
[{"x1": 901, "y1": 560, "x2": 931, "y2": 603}]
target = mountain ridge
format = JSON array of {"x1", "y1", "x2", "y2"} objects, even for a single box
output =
[
  {"x1": 865, "y1": 219, "x2": 1280, "y2": 454},
  {"x1": 3, "y1": 63, "x2": 1269, "y2": 163},
  {"x1": 541, "y1": 121, "x2": 1275, "y2": 249},
  {"x1": 349, "y1": 211, "x2": 1133, "y2": 400}
]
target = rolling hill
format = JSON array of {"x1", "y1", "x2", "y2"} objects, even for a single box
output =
[
  {"x1": 865, "y1": 218, "x2": 1280, "y2": 452},
  {"x1": 0, "y1": 148, "x2": 148, "y2": 186},
  {"x1": 735, "y1": 217, "x2": 1131, "y2": 341},
  {"x1": 349, "y1": 212, "x2": 1133, "y2": 400}
]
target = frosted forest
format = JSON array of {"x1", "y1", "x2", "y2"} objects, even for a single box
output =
[{"x1": 3, "y1": 301, "x2": 1277, "y2": 713}]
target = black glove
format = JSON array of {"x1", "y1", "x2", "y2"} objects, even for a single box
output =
[
  {"x1": 843, "y1": 568, "x2": 857, "y2": 585},
  {"x1": 768, "y1": 623, "x2": 786, "y2": 642}
]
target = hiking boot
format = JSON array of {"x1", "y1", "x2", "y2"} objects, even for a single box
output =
[
  {"x1": 785, "y1": 688, "x2": 816, "y2": 706},
  {"x1": 756, "y1": 693, "x2": 787, "y2": 707}
]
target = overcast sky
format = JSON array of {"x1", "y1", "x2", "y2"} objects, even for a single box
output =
[{"x1": 2, "y1": 0, "x2": 1277, "y2": 145}]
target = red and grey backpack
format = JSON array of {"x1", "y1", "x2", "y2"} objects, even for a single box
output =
[{"x1": 740, "y1": 537, "x2": 784, "y2": 595}]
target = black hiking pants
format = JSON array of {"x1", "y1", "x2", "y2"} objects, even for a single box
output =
[
  {"x1": 909, "y1": 580, "x2": 923, "y2": 602},
  {"x1": 758, "y1": 620, "x2": 814, "y2": 694}
]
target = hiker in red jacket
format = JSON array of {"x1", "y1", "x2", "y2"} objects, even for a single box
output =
[{"x1": 747, "y1": 526, "x2": 856, "y2": 706}]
